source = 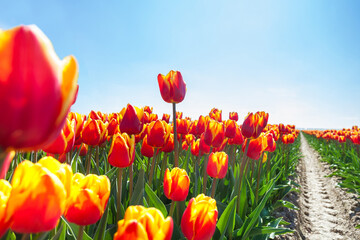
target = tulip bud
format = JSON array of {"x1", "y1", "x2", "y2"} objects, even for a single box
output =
[{"x1": 157, "y1": 70, "x2": 186, "y2": 104}]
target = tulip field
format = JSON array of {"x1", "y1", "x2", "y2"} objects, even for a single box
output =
[
  {"x1": 5, "y1": 24, "x2": 360, "y2": 240},
  {"x1": 303, "y1": 128, "x2": 360, "y2": 197}
]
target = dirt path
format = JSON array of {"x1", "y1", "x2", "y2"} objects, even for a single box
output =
[{"x1": 294, "y1": 133, "x2": 360, "y2": 239}]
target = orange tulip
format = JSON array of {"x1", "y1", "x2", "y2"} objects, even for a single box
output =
[
  {"x1": 64, "y1": 173, "x2": 110, "y2": 226},
  {"x1": 107, "y1": 113, "x2": 120, "y2": 136},
  {"x1": 161, "y1": 134, "x2": 174, "y2": 153},
  {"x1": 141, "y1": 135, "x2": 155, "y2": 158},
  {"x1": 108, "y1": 133, "x2": 135, "y2": 168},
  {"x1": 243, "y1": 136, "x2": 267, "y2": 160},
  {"x1": 229, "y1": 112, "x2": 238, "y2": 121},
  {"x1": 196, "y1": 115, "x2": 210, "y2": 136},
  {"x1": 144, "y1": 106, "x2": 153, "y2": 114},
  {"x1": 204, "y1": 120, "x2": 225, "y2": 148},
  {"x1": 162, "y1": 113, "x2": 170, "y2": 123},
  {"x1": 163, "y1": 168, "x2": 190, "y2": 201},
  {"x1": 81, "y1": 118, "x2": 108, "y2": 146},
  {"x1": 176, "y1": 112, "x2": 183, "y2": 119},
  {"x1": 209, "y1": 108, "x2": 222, "y2": 122},
  {"x1": 241, "y1": 111, "x2": 269, "y2": 139},
  {"x1": 177, "y1": 118, "x2": 190, "y2": 135},
  {"x1": 0, "y1": 25, "x2": 78, "y2": 151},
  {"x1": 69, "y1": 112, "x2": 86, "y2": 145},
  {"x1": 207, "y1": 152, "x2": 228, "y2": 179},
  {"x1": 0, "y1": 180, "x2": 11, "y2": 237},
  {"x1": 147, "y1": 120, "x2": 171, "y2": 148},
  {"x1": 191, "y1": 139, "x2": 200, "y2": 157},
  {"x1": 120, "y1": 104, "x2": 144, "y2": 135},
  {"x1": 228, "y1": 125, "x2": 244, "y2": 146},
  {"x1": 114, "y1": 205, "x2": 173, "y2": 240},
  {"x1": 43, "y1": 118, "x2": 76, "y2": 154},
  {"x1": 199, "y1": 133, "x2": 211, "y2": 155},
  {"x1": 7, "y1": 157, "x2": 72, "y2": 233},
  {"x1": 188, "y1": 120, "x2": 198, "y2": 136},
  {"x1": 181, "y1": 194, "x2": 218, "y2": 240},
  {"x1": 157, "y1": 70, "x2": 186, "y2": 104},
  {"x1": 265, "y1": 133, "x2": 276, "y2": 152},
  {"x1": 73, "y1": 143, "x2": 88, "y2": 156},
  {"x1": 225, "y1": 119, "x2": 237, "y2": 139}
]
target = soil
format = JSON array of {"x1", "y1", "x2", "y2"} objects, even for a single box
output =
[{"x1": 276, "y1": 133, "x2": 360, "y2": 240}]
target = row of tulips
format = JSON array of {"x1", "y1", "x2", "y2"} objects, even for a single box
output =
[
  {"x1": 0, "y1": 24, "x2": 302, "y2": 239},
  {"x1": 1, "y1": 107, "x2": 301, "y2": 239},
  {"x1": 303, "y1": 128, "x2": 360, "y2": 203}
]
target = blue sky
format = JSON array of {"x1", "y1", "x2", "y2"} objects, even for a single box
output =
[{"x1": 2, "y1": 1, "x2": 360, "y2": 129}]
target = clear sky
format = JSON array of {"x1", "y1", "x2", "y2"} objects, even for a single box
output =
[{"x1": 2, "y1": 0, "x2": 360, "y2": 129}]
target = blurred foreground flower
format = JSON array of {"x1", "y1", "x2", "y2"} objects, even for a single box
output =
[
  {"x1": 0, "y1": 180, "x2": 11, "y2": 237},
  {"x1": 0, "y1": 25, "x2": 78, "y2": 151},
  {"x1": 7, "y1": 157, "x2": 72, "y2": 233}
]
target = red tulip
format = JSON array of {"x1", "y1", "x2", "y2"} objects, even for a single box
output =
[
  {"x1": 157, "y1": 70, "x2": 186, "y2": 103},
  {"x1": 162, "y1": 113, "x2": 170, "y2": 123},
  {"x1": 207, "y1": 152, "x2": 228, "y2": 179},
  {"x1": 241, "y1": 111, "x2": 269, "y2": 139},
  {"x1": 108, "y1": 133, "x2": 135, "y2": 168},
  {"x1": 229, "y1": 112, "x2": 238, "y2": 121},
  {"x1": 0, "y1": 25, "x2": 78, "y2": 151},
  {"x1": 147, "y1": 120, "x2": 171, "y2": 148},
  {"x1": 204, "y1": 120, "x2": 225, "y2": 148},
  {"x1": 141, "y1": 135, "x2": 155, "y2": 158},
  {"x1": 0, "y1": 180, "x2": 11, "y2": 237},
  {"x1": 163, "y1": 168, "x2": 190, "y2": 201},
  {"x1": 120, "y1": 104, "x2": 144, "y2": 135}
]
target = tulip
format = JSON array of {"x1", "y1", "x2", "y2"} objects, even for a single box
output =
[
  {"x1": 181, "y1": 194, "x2": 218, "y2": 240},
  {"x1": 241, "y1": 111, "x2": 269, "y2": 139},
  {"x1": 162, "y1": 113, "x2": 170, "y2": 123},
  {"x1": 64, "y1": 173, "x2": 110, "y2": 226},
  {"x1": 228, "y1": 125, "x2": 244, "y2": 146},
  {"x1": 243, "y1": 136, "x2": 267, "y2": 160},
  {"x1": 74, "y1": 143, "x2": 88, "y2": 156},
  {"x1": 176, "y1": 112, "x2": 183, "y2": 119},
  {"x1": 147, "y1": 120, "x2": 171, "y2": 148},
  {"x1": 120, "y1": 104, "x2": 144, "y2": 135},
  {"x1": 225, "y1": 119, "x2": 237, "y2": 139},
  {"x1": 207, "y1": 152, "x2": 228, "y2": 179},
  {"x1": 199, "y1": 133, "x2": 211, "y2": 155},
  {"x1": 204, "y1": 120, "x2": 225, "y2": 148},
  {"x1": 163, "y1": 168, "x2": 190, "y2": 202},
  {"x1": 114, "y1": 205, "x2": 173, "y2": 240},
  {"x1": 157, "y1": 70, "x2": 186, "y2": 104},
  {"x1": 107, "y1": 113, "x2": 120, "y2": 136},
  {"x1": 69, "y1": 112, "x2": 86, "y2": 145},
  {"x1": 196, "y1": 115, "x2": 210, "y2": 136},
  {"x1": 7, "y1": 157, "x2": 72, "y2": 233},
  {"x1": 229, "y1": 112, "x2": 239, "y2": 121},
  {"x1": 81, "y1": 118, "x2": 108, "y2": 147},
  {"x1": 209, "y1": 108, "x2": 222, "y2": 122},
  {"x1": 161, "y1": 134, "x2": 174, "y2": 153},
  {"x1": 0, "y1": 180, "x2": 11, "y2": 237},
  {"x1": 0, "y1": 25, "x2": 78, "y2": 151},
  {"x1": 144, "y1": 106, "x2": 153, "y2": 114},
  {"x1": 42, "y1": 118, "x2": 76, "y2": 154},
  {"x1": 108, "y1": 133, "x2": 135, "y2": 168},
  {"x1": 191, "y1": 139, "x2": 200, "y2": 157},
  {"x1": 177, "y1": 118, "x2": 190, "y2": 135},
  {"x1": 141, "y1": 135, "x2": 155, "y2": 158}
]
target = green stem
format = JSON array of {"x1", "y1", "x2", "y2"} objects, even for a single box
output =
[
  {"x1": 95, "y1": 146, "x2": 100, "y2": 173},
  {"x1": 255, "y1": 153, "x2": 264, "y2": 205},
  {"x1": 173, "y1": 103, "x2": 179, "y2": 167},
  {"x1": 202, "y1": 149, "x2": 212, "y2": 194},
  {"x1": 77, "y1": 225, "x2": 84, "y2": 240},
  {"x1": 117, "y1": 168, "x2": 123, "y2": 221},
  {"x1": 21, "y1": 234, "x2": 29, "y2": 240},
  {"x1": 169, "y1": 200, "x2": 176, "y2": 217},
  {"x1": 211, "y1": 178, "x2": 217, "y2": 198},
  {"x1": 194, "y1": 155, "x2": 200, "y2": 196},
  {"x1": 129, "y1": 164, "x2": 133, "y2": 200},
  {"x1": 237, "y1": 139, "x2": 250, "y2": 215},
  {"x1": 148, "y1": 150, "x2": 158, "y2": 186},
  {"x1": 86, "y1": 146, "x2": 94, "y2": 175}
]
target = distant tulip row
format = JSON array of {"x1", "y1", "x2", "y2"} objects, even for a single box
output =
[{"x1": 303, "y1": 126, "x2": 360, "y2": 145}]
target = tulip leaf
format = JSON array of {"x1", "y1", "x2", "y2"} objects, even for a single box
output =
[
  {"x1": 60, "y1": 217, "x2": 92, "y2": 240},
  {"x1": 129, "y1": 168, "x2": 145, "y2": 205},
  {"x1": 94, "y1": 202, "x2": 109, "y2": 240},
  {"x1": 144, "y1": 183, "x2": 168, "y2": 217},
  {"x1": 214, "y1": 196, "x2": 237, "y2": 240},
  {"x1": 51, "y1": 221, "x2": 65, "y2": 240}
]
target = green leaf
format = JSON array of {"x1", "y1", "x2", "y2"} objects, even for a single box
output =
[
  {"x1": 144, "y1": 183, "x2": 168, "y2": 217},
  {"x1": 216, "y1": 196, "x2": 237, "y2": 240},
  {"x1": 248, "y1": 226, "x2": 293, "y2": 237},
  {"x1": 129, "y1": 169, "x2": 145, "y2": 205},
  {"x1": 61, "y1": 217, "x2": 92, "y2": 240},
  {"x1": 51, "y1": 222, "x2": 65, "y2": 240},
  {"x1": 94, "y1": 203, "x2": 109, "y2": 240}
]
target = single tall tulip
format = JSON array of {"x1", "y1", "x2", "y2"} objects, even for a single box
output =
[
  {"x1": 114, "y1": 205, "x2": 173, "y2": 240},
  {"x1": 0, "y1": 25, "x2": 78, "y2": 151},
  {"x1": 6, "y1": 157, "x2": 72, "y2": 233},
  {"x1": 64, "y1": 173, "x2": 110, "y2": 226},
  {"x1": 157, "y1": 70, "x2": 186, "y2": 167},
  {"x1": 181, "y1": 194, "x2": 218, "y2": 240}
]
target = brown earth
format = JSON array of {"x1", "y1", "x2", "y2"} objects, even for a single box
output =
[{"x1": 276, "y1": 133, "x2": 360, "y2": 240}]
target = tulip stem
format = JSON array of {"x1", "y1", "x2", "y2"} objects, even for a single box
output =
[
  {"x1": 169, "y1": 200, "x2": 176, "y2": 217},
  {"x1": 202, "y1": 155, "x2": 209, "y2": 194},
  {"x1": 86, "y1": 146, "x2": 94, "y2": 175},
  {"x1": 77, "y1": 226, "x2": 84, "y2": 240},
  {"x1": 148, "y1": 150, "x2": 158, "y2": 186},
  {"x1": 255, "y1": 154, "x2": 264, "y2": 205},
  {"x1": 129, "y1": 164, "x2": 133, "y2": 200},
  {"x1": 237, "y1": 140, "x2": 250, "y2": 215},
  {"x1": 95, "y1": 146, "x2": 100, "y2": 173},
  {"x1": 211, "y1": 178, "x2": 217, "y2": 198},
  {"x1": 266, "y1": 152, "x2": 272, "y2": 183},
  {"x1": 117, "y1": 168, "x2": 123, "y2": 221},
  {"x1": 173, "y1": 103, "x2": 179, "y2": 167}
]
